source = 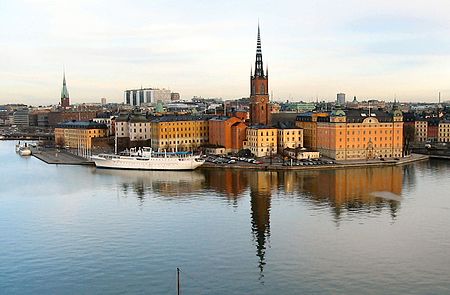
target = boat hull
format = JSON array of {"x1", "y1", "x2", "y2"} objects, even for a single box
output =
[
  {"x1": 19, "y1": 148, "x2": 32, "y2": 156},
  {"x1": 91, "y1": 155, "x2": 204, "y2": 171}
]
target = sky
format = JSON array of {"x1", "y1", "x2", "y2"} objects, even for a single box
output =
[{"x1": 1, "y1": 0, "x2": 450, "y2": 105}]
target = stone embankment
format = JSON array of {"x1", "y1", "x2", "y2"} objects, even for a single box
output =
[{"x1": 201, "y1": 154, "x2": 429, "y2": 171}]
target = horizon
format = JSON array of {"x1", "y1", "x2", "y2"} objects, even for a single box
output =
[{"x1": 2, "y1": 0, "x2": 450, "y2": 105}]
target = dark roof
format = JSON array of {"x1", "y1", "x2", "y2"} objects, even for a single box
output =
[
  {"x1": 342, "y1": 109, "x2": 397, "y2": 123},
  {"x1": 247, "y1": 124, "x2": 277, "y2": 129},
  {"x1": 56, "y1": 120, "x2": 107, "y2": 129}
]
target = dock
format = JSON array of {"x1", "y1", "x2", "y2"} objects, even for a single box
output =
[{"x1": 32, "y1": 148, "x2": 94, "y2": 165}]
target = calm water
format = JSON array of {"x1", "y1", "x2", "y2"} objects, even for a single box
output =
[{"x1": 1, "y1": 141, "x2": 450, "y2": 294}]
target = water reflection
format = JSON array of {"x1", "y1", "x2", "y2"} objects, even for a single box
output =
[
  {"x1": 92, "y1": 169, "x2": 206, "y2": 200},
  {"x1": 93, "y1": 165, "x2": 407, "y2": 278}
]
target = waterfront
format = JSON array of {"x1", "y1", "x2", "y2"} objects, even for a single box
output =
[{"x1": 1, "y1": 141, "x2": 450, "y2": 294}]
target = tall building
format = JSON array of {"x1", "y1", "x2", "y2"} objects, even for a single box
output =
[
  {"x1": 337, "y1": 93, "x2": 346, "y2": 106},
  {"x1": 124, "y1": 88, "x2": 171, "y2": 106},
  {"x1": 249, "y1": 25, "x2": 271, "y2": 126},
  {"x1": 61, "y1": 72, "x2": 70, "y2": 108}
]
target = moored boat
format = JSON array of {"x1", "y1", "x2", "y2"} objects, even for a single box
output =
[
  {"x1": 19, "y1": 147, "x2": 32, "y2": 156},
  {"x1": 91, "y1": 147, "x2": 205, "y2": 171}
]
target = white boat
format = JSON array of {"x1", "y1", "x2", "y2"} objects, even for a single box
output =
[
  {"x1": 91, "y1": 147, "x2": 205, "y2": 171},
  {"x1": 19, "y1": 147, "x2": 32, "y2": 156}
]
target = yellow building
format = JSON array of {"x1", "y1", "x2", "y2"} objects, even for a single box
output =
[
  {"x1": 438, "y1": 121, "x2": 450, "y2": 143},
  {"x1": 277, "y1": 128, "x2": 303, "y2": 152},
  {"x1": 415, "y1": 120, "x2": 428, "y2": 143},
  {"x1": 150, "y1": 116, "x2": 210, "y2": 151},
  {"x1": 244, "y1": 126, "x2": 278, "y2": 157},
  {"x1": 55, "y1": 121, "x2": 108, "y2": 150},
  {"x1": 295, "y1": 112, "x2": 328, "y2": 150},
  {"x1": 316, "y1": 109, "x2": 403, "y2": 160}
]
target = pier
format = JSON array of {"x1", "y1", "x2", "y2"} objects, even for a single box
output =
[{"x1": 32, "y1": 148, "x2": 94, "y2": 165}]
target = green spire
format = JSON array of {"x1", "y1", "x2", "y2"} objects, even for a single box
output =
[{"x1": 61, "y1": 72, "x2": 69, "y2": 99}]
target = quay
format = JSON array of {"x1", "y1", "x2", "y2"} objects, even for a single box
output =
[
  {"x1": 31, "y1": 147, "x2": 429, "y2": 170},
  {"x1": 32, "y1": 148, "x2": 94, "y2": 165},
  {"x1": 201, "y1": 154, "x2": 429, "y2": 171}
]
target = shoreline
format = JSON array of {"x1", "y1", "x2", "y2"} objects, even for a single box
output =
[
  {"x1": 200, "y1": 153, "x2": 429, "y2": 171},
  {"x1": 31, "y1": 148, "x2": 429, "y2": 171}
]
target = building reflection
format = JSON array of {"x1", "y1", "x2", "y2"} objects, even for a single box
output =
[
  {"x1": 202, "y1": 169, "x2": 249, "y2": 205},
  {"x1": 93, "y1": 165, "x2": 406, "y2": 278},
  {"x1": 291, "y1": 166, "x2": 403, "y2": 219}
]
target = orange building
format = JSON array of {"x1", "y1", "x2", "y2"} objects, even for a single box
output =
[
  {"x1": 209, "y1": 117, "x2": 247, "y2": 153},
  {"x1": 295, "y1": 112, "x2": 328, "y2": 150},
  {"x1": 316, "y1": 109, "x2": 403, "y2": 160}
]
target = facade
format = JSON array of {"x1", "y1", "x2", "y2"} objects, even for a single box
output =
[
  {"x1": 316, "y1": 109, "x2": 403, "y2": 160},
  {"x1": 93, "y1": 115, "x2": 115, "y2": 136},
  {"x1": 438, "y1": 121, "x2": 450, "y2": 143},
  {"x1": 277, "y1": 128, "x2": 303, "y2": 153},
  {"x1": 55, "y1": 121, "x2": 107, "y2": 150},
  {"x1": 295, "y1": 112, "x2": 329, "y2": 150},
  {"x1": 12, "y1": 108, "x2": 29, "y2": 126},
  {"x1": 249, "y1": 25, "x2": 271, "y2": 126},
  {"x1": 414, "y1": 120, "x2": 428, "y2": 142},
  {"x1": 47, "y1": 111, "x2": 97, "y2": 127},
  {"x1": 124, "y1": 88, "x2": 171, "y2": 106},
  {"x1": 150, "y1": 116, "x2": 210, "y2": 152},
  {"x1": 245, "y1": 126, "x2": 278, "y2": 157},
  {"x1": 61, "y1": 73, "x2": 70, "y2": 108},
  {"x1": 209, "y1": 117, "x2": 247, "y2": 153}
]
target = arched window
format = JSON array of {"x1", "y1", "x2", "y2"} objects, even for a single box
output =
[{"x1": 260, "y1": 84, "x2": 265, "y2": 94}]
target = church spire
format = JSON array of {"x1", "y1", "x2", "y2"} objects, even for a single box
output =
[
  {"x1": 61, "y1": 71, "x2": 69, "y2": 99},
  {"x1": 254, "y1": 24, "x2": 265, "y2": 77},
  {"x1": 60, "y1": 70, "x2": 70, "y2": 108}
]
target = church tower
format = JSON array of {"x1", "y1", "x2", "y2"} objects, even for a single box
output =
[
  {"x1": 250, "y1": 25, "x2": 271, "y2": 126},
  {"x1": 61, "y1": 72, "x2": 70, "y2": 108}
]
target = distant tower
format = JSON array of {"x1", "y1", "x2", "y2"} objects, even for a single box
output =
[
  {"x1": 61, "y1": 72, "x2": 70, "y2": 108},
  {"x1": 249, "y1": 24, "x2": 271, "y2": 126}
]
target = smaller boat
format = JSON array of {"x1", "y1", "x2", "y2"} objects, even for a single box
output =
[{"x1": 19, "y1": 147, "x2": 32, "y2": 156}]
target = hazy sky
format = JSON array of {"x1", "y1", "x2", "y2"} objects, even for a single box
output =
[{"x1": 1, "y1": 0, "x2": 450, "y2": 105}]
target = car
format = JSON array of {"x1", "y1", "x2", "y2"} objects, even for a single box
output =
[
  {"x1": 227, "y1": 160, "x2": 236, "y2": 164},
  {"x1": 254, "y1": 161, "x2": 263, "y2": 164}
]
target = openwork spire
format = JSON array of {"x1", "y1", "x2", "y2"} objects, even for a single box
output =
[{"x1": 254, "y1": 24, "x2": 265, "y2": 77}]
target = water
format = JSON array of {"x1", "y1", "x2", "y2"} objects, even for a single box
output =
[{"x1": 1, "y1": 141, "x2": 449, "y2": 294}]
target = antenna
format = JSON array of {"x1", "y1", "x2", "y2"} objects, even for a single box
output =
[{"x1": 439, "y1": 92, "x2": 441, "y2": 104}]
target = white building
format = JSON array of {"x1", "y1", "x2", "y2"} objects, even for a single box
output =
[{"x1": 124, "y1": 88, "x2": 171, "y2": 106}]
